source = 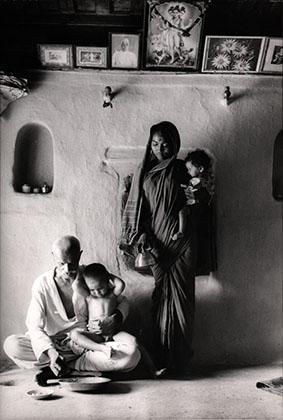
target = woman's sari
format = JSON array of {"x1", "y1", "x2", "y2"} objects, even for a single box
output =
[
  {"x1": 142, "y1": 157, "x2": 196, "y2": 371},
  {"x1": 120, "y1": 121, "x2": 196, "y2": 372}
]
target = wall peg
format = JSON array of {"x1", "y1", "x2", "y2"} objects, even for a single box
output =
[
  {"x1": 223, "y1": 86, "x2": 231, "y2": 105},
  {"x1": 103, "y1": 86, "x2": 113, "y2": 108}
]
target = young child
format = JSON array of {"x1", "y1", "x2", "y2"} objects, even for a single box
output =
[
  {"x1": 71, "y1": 263, "x2": 166, "y2": 377},
  {"x1": 70, "y1": 263, "x2": 127, "y2": 359},
  {"x1": 172, "y1": 148, "x2": 215, "y2": 241}
]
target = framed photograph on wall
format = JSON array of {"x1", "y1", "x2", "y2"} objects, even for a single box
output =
[
  {"x1": 38, "y1": 44, "x2": 73, "y2": 69},
  {"x1": 261, "y1": 37, "x2": 283, "y2": 74},
  {"x1": 144, "y1": 0, "x2": 209, "y2": 71},
  {"x1": 76, "y1": 0, "x2": 96, "y2": 12},
  {"x1": 96, "y1": 0, "x2": 110, "y2": 14},
  {"x1": 201, "y1": 36, "x2": 266, "y2": 73},
  {"x1": 59, "y1": 0, "x2": 75, "y2": 14},
  {"x1": 110, "y1": 33, "x2": 140, "y2": 69},
  {"x1": 76, "y1": 46, "x2": 108, "y2": 68},
  {"x1": 110, "y1": 0, "x2": 131, "y2": 13}
]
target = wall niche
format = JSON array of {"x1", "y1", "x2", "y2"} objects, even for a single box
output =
[{"x1": 13, "y1": 123, "x2": 54, "y2": 194}]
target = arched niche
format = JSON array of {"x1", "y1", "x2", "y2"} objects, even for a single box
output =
[{"x1": 13, "y1": 123, "x2": 54, "y2": 193}]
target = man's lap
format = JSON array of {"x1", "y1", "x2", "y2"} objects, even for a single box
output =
[
  {"x1": 3, "y1": 334, "x2": 78, "y2": 369},
  {"x1": 3, "y1": 333, "x2": 141, "y2": 372}
]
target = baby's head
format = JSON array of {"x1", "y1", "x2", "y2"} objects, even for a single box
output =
[
  {"x1": 84, "y1": 263, "x2": 110, "y2": 298},
  {"x1": 184, "y1": 149, "x2": 212, "y2": 178}
]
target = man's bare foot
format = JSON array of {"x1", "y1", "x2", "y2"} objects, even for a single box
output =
[{"x1": 35, "y1": 367, "x2": 57, "y2": 387}]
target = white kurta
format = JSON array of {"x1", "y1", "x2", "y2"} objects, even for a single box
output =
[
  {"x1": 25, "y1": 268, "x2": 129, "y2": 362},
  {"x1": 112, "y1": 50, "x2": 137, "y2": 68}
]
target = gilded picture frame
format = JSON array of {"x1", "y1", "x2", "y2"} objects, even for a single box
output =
[
  {"x1": 144, "y1": 0, "x2": 208, "y2": 71},
  {"x1": 38, "y1": 44, "x2": 73, "y2": 69}
]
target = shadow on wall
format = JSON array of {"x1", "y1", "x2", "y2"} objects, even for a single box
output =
[{"x1": 13, "y1": 123, "x2": 54, "y2": 193}]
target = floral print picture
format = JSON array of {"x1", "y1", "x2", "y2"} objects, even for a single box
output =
[{"x1": 202, "y1": 36, "x2": 266, "y2": 73}]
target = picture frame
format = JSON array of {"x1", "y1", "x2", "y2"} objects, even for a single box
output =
[
  {"x1": 261, "y1": 37, "x2": 283, "y2": 74},
  {"x1": 76, "y1": 46, "x2": 108, "y2": 68},
  {"x1": 201, "y1": 36, "x2": 266, "y2": 73},
  {"x1": 96, "y1": 0, "x2": 110, "y2": 14},
  {"x1": 110, "y1": 33, "x2": 140, "y2": 69},
  {"x1": 143, "y1": 0, "x2": 208, "y2": 71},
  {"x1": 38, "y1": 44, "x2": 73, "y2": 69},
  {"x1": 110, "y1": 0, "x2": 132, "y2": 13},
  {"x1": 59, "y1": 0, "x2": 75, "y2": 14},
  {"x1": 76, "y1": 0, "x2": 96, "y2": 13},
  {"x1": 39, "y1": 0, "x2": 59, "y2": 12}
]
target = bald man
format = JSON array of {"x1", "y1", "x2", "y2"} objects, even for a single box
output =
[{"x1": 3, "y1": 236, "x2": 140, "y2": 385}]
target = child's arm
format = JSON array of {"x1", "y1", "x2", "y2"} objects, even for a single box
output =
[
  {"x1": 72, "y1": 293, "x2": 88, "y2": 329},
  {"x1": 172, "y1": 207, "x2": 189, "y2": 240},
  {"x1": 72, "y1": 271, "x2": 90, "y2": 298},
  {"x1": 109, "y1": 274, "x2": 125, "y2": 296}
]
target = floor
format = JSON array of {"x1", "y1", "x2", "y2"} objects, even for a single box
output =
[{"x1": 0, "y1": 364, "x2": 282, "y2": 420}]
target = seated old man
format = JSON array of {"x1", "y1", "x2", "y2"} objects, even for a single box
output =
[{"x1": 3, "y1": 235, "x2": 141, "y2": 386}]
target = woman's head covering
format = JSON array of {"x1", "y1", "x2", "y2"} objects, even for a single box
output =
[
  {"x1": 120, "y1": 121, "x2": 181, "y2": 251},
  {"x1": 142, "y1": 121, "x2": 181, "y2": 168},
  {"x1": 150, "y1": 121, "x2": 180, "y2": 155}
]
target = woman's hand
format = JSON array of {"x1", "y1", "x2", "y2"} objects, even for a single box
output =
[
  {"x1": 137, "y1": 233, "x2": 149, "y2": 252},
  {"x1": 172, "y1": 232, "x2": 185, "y2": 241}
]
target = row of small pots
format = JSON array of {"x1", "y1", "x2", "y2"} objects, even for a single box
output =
[{"x1": 22, "y1": 183, "x2": 51, "y2": 194}]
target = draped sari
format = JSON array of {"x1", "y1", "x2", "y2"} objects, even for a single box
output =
[
  {"x1": 120, "y1": 121, "x2": 196, "y2": 372},
  {"x1": 142, "y1": 158, "x2": 196, "y2": 371}
]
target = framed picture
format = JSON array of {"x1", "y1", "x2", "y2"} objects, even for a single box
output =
[
  {"x1": 76, "y1": 46, "x2": 108, "y2": 68},
  {"x1": 144, "y1": 0, "x2": 209, "y2": 71},
  {"x1": 38, "y1": 44, "x2": 73, "y2": 69},
  {"x1": 59, "y1": 0, "x2": 75, "y2": 13},
  {"x1": 110, "y1": 0, "x2": 132, "y2": 13},
  {"x1": 96, "y1": 0, "x2": 110, "y2": 14},
  {"x1": 76, "y1": 0, "x2": 96, "y2": 12},
  {"x1": 202, "y1": 36, "x2": 266, "y2": 73},
  {"x1": 39, "y1": 0, "x2": 59, "y2": 12},
  {"x1": 110, "y1": 33, "x2": 140, "y2": 69},
  {"x1": 261, "y1": 37, "x2": 283, "y2": 74}
]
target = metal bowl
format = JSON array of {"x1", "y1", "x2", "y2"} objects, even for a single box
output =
[
  {"x1": 59, "y1": 377, "x2": 111, "y2": 392},
  {"x1": 26, "y1": 389, "x2": 55, "y2": 400}
]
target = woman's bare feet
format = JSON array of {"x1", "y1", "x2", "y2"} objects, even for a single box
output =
[{"x1": 154, "y1": 368, "x2": 167, "y2": 378}]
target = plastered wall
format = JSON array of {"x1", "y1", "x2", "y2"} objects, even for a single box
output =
[{"x1": 0, "y1": 70, "x2": 282, "y2": 366}]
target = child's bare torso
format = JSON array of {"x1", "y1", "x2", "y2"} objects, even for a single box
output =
[{"x1": 86, "y1": 293, "x2": 118, "y2": 322}]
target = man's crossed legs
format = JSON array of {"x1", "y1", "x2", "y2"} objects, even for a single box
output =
[{"x1": 3, "y1": 332, "x2": 141, "y2": 385}]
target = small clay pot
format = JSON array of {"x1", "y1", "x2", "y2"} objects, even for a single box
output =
[
  {"x1": 22, "y1": 184, "x2": 31, "y2": 193},
  {"x1": 41, "y1": 184, "x2": 50, "y2": 193}
]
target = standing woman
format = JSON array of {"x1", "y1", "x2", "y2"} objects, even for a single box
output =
[{"x1": 120, "y1": 121, "x2": 196, "y2": 374}]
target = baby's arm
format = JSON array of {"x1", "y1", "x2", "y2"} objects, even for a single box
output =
[
  {"x1": 172, "y1": 207, "x2": 189, "y2": 240},
  {"x1": 109, "y1": 274, "x2": 125, "y2": 297},
  {"x1": 72, "y1": 271, "x2": 90, "y2": 298},
  {"x1": 72, "y1": 292, "x2": 88, "y2": 329}
]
